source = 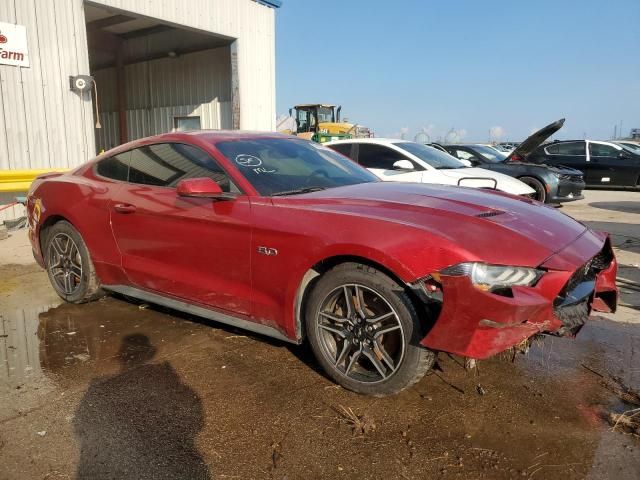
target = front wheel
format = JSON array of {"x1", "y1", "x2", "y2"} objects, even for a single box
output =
[
  {"x1": 519, "y1": 176, "x2": 547, "y2": 203},
  {"x1": 305, "y1": 263, "x2": 435, "y2": 396}
]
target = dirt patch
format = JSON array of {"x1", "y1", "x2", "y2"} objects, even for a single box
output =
[{"x1": 1, "y1": 294, "x2": 639, "y2": 479}]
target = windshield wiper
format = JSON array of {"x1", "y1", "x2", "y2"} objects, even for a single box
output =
[{"x1": 271, "y1": 186, "x2": 328, "y2": 196}]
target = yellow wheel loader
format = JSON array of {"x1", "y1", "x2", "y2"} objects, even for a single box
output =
[{"x1": 281, "y1": 104, "x2": 372, "y2": 143}]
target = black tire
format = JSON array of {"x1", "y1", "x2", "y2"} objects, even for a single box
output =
[
  {"x1": 305, "y1": 263, "x2": 436, "y2": 396},
  {"x1": 519, "y1": 176, "x2": 547, "y2": 203},
  {"x1": 43, "y1": 220, "x2": 104, "y2": 303}
]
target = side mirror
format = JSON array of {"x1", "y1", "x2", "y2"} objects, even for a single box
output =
[
  {"x1": 392, "y1": 159, "x2": 414, "y2": 171},
  {"x1": 176, "y1": 177, "x2": 231, "y2": 199},
  {"x1": 619, "y1": 151, "x2": 630, "y2": 159},
  {"x1": 459, "y1": 159, "x2": 472, "y2": 167}
]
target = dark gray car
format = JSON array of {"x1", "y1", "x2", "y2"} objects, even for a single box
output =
[{"x1": 441, "y1": 119, "x2": 585, "y2": 203}]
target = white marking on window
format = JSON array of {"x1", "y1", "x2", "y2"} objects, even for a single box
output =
[{"x1": 235, "y1": 154, "x2": 262, "y2": 167}]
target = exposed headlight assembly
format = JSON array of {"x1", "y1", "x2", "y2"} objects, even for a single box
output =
[{"x1": 438, "y1": 262, "x2": 543, "y2": 290}]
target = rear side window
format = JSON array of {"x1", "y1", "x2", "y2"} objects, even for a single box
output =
[
  {"x1": 548, "y1": 142, "x2": 585, "y2": 155},
  {"x1": 329, "y1": 143, "x2": 355, "y2": 160},
  {"x1": 128, "y1": 143, "x2": 238, "y2": 192},
  {"x1": 96, "y1": 153, "x2": 129, "y2": 181}
]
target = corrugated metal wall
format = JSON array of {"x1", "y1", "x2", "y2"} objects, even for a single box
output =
[
  {"x1": 93, "y1": 48, "x2": 232, "y2": 151},
  {"x1": 0, "y1": 0, "x2": 276, "y2": 220},
  {"x1": 93, "y1": 0, "x2": 276, "y2": 132},
  {"x1": 0, "y1": 0, "x2": 96, "y2": 219}
]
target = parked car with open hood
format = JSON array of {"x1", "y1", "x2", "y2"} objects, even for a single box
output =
[
  {"x1": 325, "y1": 138, "x2": 535, "y2": 197},
  {"x1": 27, "y1": 131, "x2": 617, "y2": 396},
  {"x1": 528, "y1": 139, "x2": 640, "y2": 188},
  {"x1": 443, "y1": 119, "x2": 586, "y2": 203}
]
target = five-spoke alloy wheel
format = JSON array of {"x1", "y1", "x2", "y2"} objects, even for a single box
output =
[
  {"x1": 44, "y1": 220, "x2": 103, "y2": 303},
  {"x1": 306, "y1": 263, "x2": 436, "y2": 396},
  {"x1": 47, "y1": 232, "x2": 83, "y2": 296},
  {"x1": 316, "y1": 284, "x2": 405, "y2": 383}
]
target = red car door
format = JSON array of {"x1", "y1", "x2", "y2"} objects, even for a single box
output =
[{"x1": 109, "y1": 142, "x2": 252, "y2": 316}]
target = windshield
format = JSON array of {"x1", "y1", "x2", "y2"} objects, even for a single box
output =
[
  {"x1": 393, "y1": 142, "x2": 466, "y2": 169},
  {"x1": 215, "y1": 138, "x2": 378, "y2": 196},
  {"x1": 471, "y1": 145, "x2": 508, "y2": 163},
  {"x1": 617, "y1": 142, "x2": 640, "y2": 153},
  {"x1": 317, "y1": 107, "x2": 335, "y2": 123}
]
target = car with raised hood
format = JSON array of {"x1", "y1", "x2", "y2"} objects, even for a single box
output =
[
  {"x1": 527, "y1": 139, "x2": 640, "y2": 188},
  {"x1": 27, "y1": 131, "x2": 617, "y2": 396},
  {"x1": 442, "y1": 119, "x2": 586, "y2": 203},
  {"x1": 325, "y1": 138, "x2": 535, "y2": 197}
]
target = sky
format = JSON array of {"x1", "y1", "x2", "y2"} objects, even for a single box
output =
[{"x1": 275, "y1": 0, "x2": 640, "y2": 142}]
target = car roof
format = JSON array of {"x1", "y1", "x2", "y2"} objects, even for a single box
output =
[
  {"x1": 93, "y1": 130, "x2": 297, "y2": 162},
  {"x1": 326, "y1": 138, "x2": 411, "y2": 145},
  {"x1": 549, "y1": 139, "x2": 623, "y2": 148}
]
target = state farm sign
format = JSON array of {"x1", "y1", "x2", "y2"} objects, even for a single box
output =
[{"x1": 0, "y1": 22, "x2": 30, "y2": 68}]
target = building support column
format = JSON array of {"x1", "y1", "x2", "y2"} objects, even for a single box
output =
[
  {"x1": 230, "y1": 40, "x2": 240, "y2": 130},
  {"x1": 116, "y1": 47, "x2": 127, "y2": 144}
]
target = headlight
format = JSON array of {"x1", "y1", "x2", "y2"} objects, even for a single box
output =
[{"x1": 439, "y1": 262, "x2": 543, "y2": 290}]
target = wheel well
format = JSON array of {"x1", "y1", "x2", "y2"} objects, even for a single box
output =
[
  {"x1": 517, "y1": 174, "x2": 544, "y2": 184},
  {"x1": 294, "y1": 255, "x2": 417, "y2": 341},
  {"x1": 39, "y1": 215, "x2": 70, "y2": 252}
]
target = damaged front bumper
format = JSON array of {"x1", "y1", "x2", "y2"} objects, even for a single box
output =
[{"x1": 415, "y1": 232, "x2": 618, "y2": 359}]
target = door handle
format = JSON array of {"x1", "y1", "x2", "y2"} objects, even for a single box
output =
[{"x1": 113, "y1": 203, "x2": 137, "y2": 214}]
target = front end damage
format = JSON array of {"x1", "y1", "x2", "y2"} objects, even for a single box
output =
[{"x1": 414, "y1": 232, "x2": 618, "y2": 359}]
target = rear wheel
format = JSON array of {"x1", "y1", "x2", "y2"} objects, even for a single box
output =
[
  {"x1": 305, "y1": 263, "x2": 435, "y2": 396},
  {"x1": 44, "y1": 221, "x2": 104, "y2": 303},
  {"x1": 519, "y1": 176, "x2": 547, "y2": 203}
]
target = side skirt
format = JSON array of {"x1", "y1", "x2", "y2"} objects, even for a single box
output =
[{"x1": 102, "y1": 285, "x2": 295, "y2": 344}]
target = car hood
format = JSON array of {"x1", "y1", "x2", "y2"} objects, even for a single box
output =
[
  {"x1": 277, "y1": 182, "x2": 587, "y2": 268},
  {"x1": 505, "y1": 118, "x2": 565, "y2": 162},
  {"x1": 435, "y1": 167, "x2": 535, "y2": 195}
]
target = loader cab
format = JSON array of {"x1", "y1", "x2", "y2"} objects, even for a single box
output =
[{"x1": 290, "y1": 104, "x2": 341, "y2": 134}]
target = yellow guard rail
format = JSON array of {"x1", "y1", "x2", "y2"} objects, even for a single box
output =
[{"x1": 0, "y1": 169, "x2": 68, "y2": 193}]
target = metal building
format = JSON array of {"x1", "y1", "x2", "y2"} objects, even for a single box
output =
[{"x1": 0, "y1": 0, "x2": 280, "y2": 219}]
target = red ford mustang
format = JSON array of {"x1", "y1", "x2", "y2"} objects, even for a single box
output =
[{"x1": 27, "y1": 131, "x2": 618, "y2": 396}]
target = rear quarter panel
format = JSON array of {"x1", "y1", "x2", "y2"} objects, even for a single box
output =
[{"x1": 28, "y1": 172, "x2": 126, "y2": 284}]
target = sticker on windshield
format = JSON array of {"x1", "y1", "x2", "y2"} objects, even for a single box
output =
[
  {"x1": 235, "y1": 154, "x2": 276, "y2": 175},
  {"x1": 235, "y1": 154, "x2": 262, "y2": 167}
]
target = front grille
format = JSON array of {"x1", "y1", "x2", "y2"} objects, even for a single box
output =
[
  {"x1": 553, "y1": 240, "x2": 614, "y2": 333},
  {"x1": 559, "y1": 174, "x2": 584, "y2": 183},
  {"x1": 554, "y1": 299, "x2": 589, "y2": 335}
]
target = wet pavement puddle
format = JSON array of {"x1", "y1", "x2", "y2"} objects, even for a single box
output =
[{"x1": 1, "y1": 294, "x2": 639, "y2": 479}]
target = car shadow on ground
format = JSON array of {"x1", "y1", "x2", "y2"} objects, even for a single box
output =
[
  {"x1": 113, "y1": 293, "x2": 331, "y2": 380},
  {"x1": 73, "y1": 333, "x2": 212, "y2": 480},
  {"x1": 579, "y1": 220, "x2": 640, "y2": 255},
  {"x1": 588, "y1": 201, "x2": 640, "y2": 215}
]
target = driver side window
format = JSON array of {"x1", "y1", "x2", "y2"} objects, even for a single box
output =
[
  {"x1": 127, "y1": 143, "x2": 239, "y2": 192},
  {"x1": 357, "y1": 144, "x2": 418, "y2": 170},
  {"x1": 589, "y1": 143, "x2": 619, "y2": 157}
]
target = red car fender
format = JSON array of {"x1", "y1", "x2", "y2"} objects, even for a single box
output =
[{"x1": 283, "y1": 243, "x2": 421, "y2": 341}]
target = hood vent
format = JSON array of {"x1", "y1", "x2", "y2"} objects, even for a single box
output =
[{"x1": 476, "y1": 209, "x2": 505, "y2": 218}]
